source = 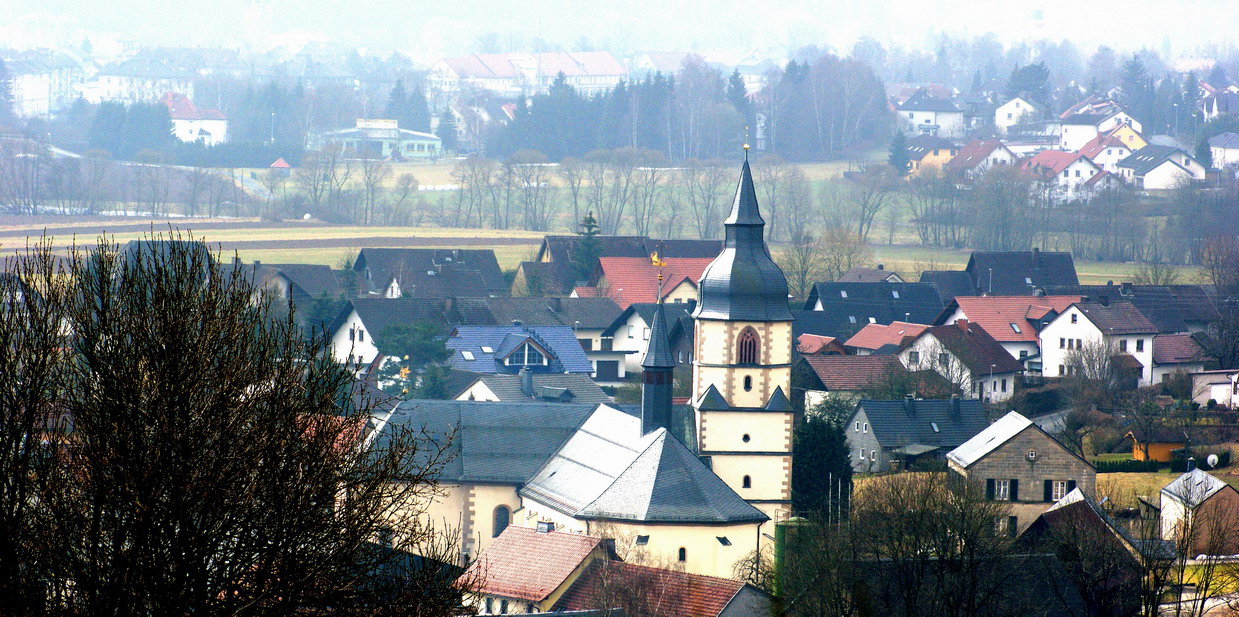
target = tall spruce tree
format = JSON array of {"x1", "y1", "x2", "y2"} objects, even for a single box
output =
[
  {"x1": 572, "y1": 211, "x2": 602, "y2": 286},
  {"x1": 888, "y1": 131, "x2": 910, "y2": 176},
  {"x1": 435, "y1": 108, "x2": 458, "y2": 153},
  {"x1": 384, "y1": 79, "x2": 407, "y2": 122}
]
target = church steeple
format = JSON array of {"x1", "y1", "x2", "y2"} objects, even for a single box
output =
[
  {"x1": 641, "y1": 302, "x2": 675, "y2": 435},
  {"x1": 692, "y1": 160, "x2": 793, "y2": 322}
]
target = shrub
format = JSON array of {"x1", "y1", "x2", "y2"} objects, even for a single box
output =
[{"x1": 1094, "y1": 459, "x2": 1160, "y2": 473}]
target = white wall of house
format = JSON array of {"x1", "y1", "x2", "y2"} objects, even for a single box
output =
[
  {"x1": 1061, "y1": 124, "x2": 1100, "y2": 151},
  {"x1": 1140, "y1": 161, "x2": 1200, "y2": 190},
  {"x1": 172, "y1": 117, "x2": 229, "y2": 145},
  {"x1": 1212, "y1": 145, "x2": 1239, "y2": 168},
  {"x1": 1039, "y1": 308, "x2": 1155, "y2": 386},
  {"x1": 1152, "y1": 363, "x2": 1205, "y2": 386},
  {"x1": 897, "y1": 333, "x2": 1016, "y2": 403},
  {"x1": 995, "y1": 98, "x2": 1037, "y2": 135},
  {"x1": 1092, "y1": 145, "x2": 1133, "y2": 173},
  {"x1": 614, "y1": 311, "x2": 652, "y2": 375},
  {"x1": 902, "y1": 110, "x2": 965, "y2": 138},
  {"x1": 455, "y1": 380, "x2": 500, "y2": 402},
  {"x1": 1052, "y1": 158, "x2": 1103, "y2": 196},
  {"x1": 329, "y1": 309, "x2": 380, "y2": 366}
]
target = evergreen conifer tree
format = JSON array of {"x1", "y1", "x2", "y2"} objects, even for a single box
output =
[
  {"x1": 888, "y1": 131, "x2": 911, "y2": 176},
  {"x1": 435, "y1": 108, "x2": 458, "y2": 153}
]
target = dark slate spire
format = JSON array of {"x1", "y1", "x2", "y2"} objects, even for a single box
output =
[
  {"x1": 641, "y1": 302, "x2": 675, "y2": 435},
  {"x1": 692, "y1": 159, "x2": 794, "y2": 322}
]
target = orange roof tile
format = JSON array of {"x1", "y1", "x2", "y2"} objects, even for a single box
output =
[
  {"x1": 796, "y1": 334, "x2": 841, "y2": 354},
  {"x1": 461, "y1": 527, "x2": 607, "y2": 602},
  {"x1": 801, "y1": 355, "x2": 905, "y2": 390},
  {"x1": 945, "y1": 139, "x2": 1004, "y2": 172},
  {"x1": 951, "y1": 295, "x2": 1082, "y2": 343},
  {"x1": 596, "y1": 256, "x2": 714, "y2": 309},
  {"x1": 843, "y1": 321, "x2": 929, "y2": 350},
  {"x1": 556, "y1": 560, "x2": 753, "y2": 617},
  {"x1": 1078, "y1": 134, "x2": 1129, "y2": 159},
  {"x1": 1020, "y1": 150, "x2": 1091, "y2": 179}
]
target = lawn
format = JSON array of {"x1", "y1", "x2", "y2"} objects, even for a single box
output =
[{"x1": 1098, "y1": 470, "x2": 1239, "y2": 507}]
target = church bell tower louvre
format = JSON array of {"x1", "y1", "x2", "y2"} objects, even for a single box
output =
[{"x1": 690, "y1": 152, "x2": 795, "y2": 521}]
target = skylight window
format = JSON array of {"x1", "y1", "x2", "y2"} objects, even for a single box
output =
[
  {"x1": 461, "y1": 351, "x2": 475, "y2": 361},
  {"x1": 481, "y1": 346, "x2": 494, "y2": 353},
  {"x1": 931, "y1": 422, "x2": 940, "y2": 433},
  {"x1": 840, "y1": 290, "x2": 848, "y2": 298},
  {"x1": 892, "y1": 291, "x2": 900, "y2": 299},
  {"x1": 1025, "y1": 277, "x2": 1033, "y2": 284},
  {"x1": 869, "y1": 317, "x2": 877, "y2": 323},
  {"x1": 1010, "y1": 323, "x2": 1022, "y2": 333},
  {"x1": 848, "y1": 316, "x2": 857, "y2": 324}
]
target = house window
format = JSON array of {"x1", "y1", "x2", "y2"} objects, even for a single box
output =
[
  {"x1": 737, "y1": 327, "x2": 760, "y2": 364},
  {"x1": 863, "y1": 422, "x2": 869, "y2": 433},
  {"x1": 1019, "y1": 350, "x2": 1028, "y2": 359},
  {"x1": 908, "y1": 350, "x2": 920, "y2": 364},
  {"x1": 1119, "y1": 339, "x2": 1127, "y2": 352},
  {"x1": 505, "y1": 343, "x2": 546, "y2": 366},
  {"x1": 840, "y1": 290, "x2": 848, "y2": 298},
  {"x1": 855, "y1": 421, "x2": 860, "y2": 432},
  {"x1": 892, "y1": 291, "x2": 900, "y2": 299},
  {"x1": 501, "y1": 600, "x2": 509, "y2": 614},
  {"x1": 742, "y1": 475, "x2": 751, "y2": 488},
  {"x1": 635, "y1": 535, "x2": 649, "y2": 545},
  {"x1": 1060, "y1": 338, "x2": 1065, "y2": 349},
  {"x1": 1052, "y1": 480, "x2": 1069, "y2": 501},
  {"x1": 994, "y1": 479, "x2": 1010, "y2": 500},
  {"x1": 678, "y1": 547, "x2": 687, "y2": 562},
  {"x1": 1010, "y1": 323, "x2": 1021, "y2": 333},
  {"x1": 937, "y1": 352, "x2": 950, "y2": 367},
  {"x1": 1001, "y1": 378, "x2": 1008, "y2": 392},
  {"x1": 1071, "y1": 313, "x2": 1078, "y2": 324},
  {"x1": 1136, "y1": 339, "x2": 1144, "y2": 352},
  {"x1": 492, "y1": 506, "x2": 510, "y2": 537},
  {"x1": 349, "y1": 327, "x2": 356, "y2": 342},
  {"x1": 628, "y1": 325, "x2": 635, "y2": 338},
  {"x1": 869, "y1": 317, "x2": 876, "y2": 323},
  {"x1": 849, "y1": 316, "x2": 857, "y2": 324},
  {"x1": 871, "y1": 449, "x2": 877, "y2": 461},
  {"x1": 357, "y1": 329, "x2": 365, "y2": 342},
  {"x1": 486, "y1": 598, "x2": 494, "y2": 614},
  {"x1": 643, "y1": 328, "x2": 650, "y2": 340},
  {"x1": 743, "y1": 376, "x2": 753, "y2": 391}
]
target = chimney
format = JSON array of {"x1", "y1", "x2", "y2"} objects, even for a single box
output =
[
  {"x1": 1033, "y1": 288, "x2": 1045, "y2": 297},
  {"x1": 904, "y1": 393, "x2": 916, "y2": 415},
  {"x1": 1032, "y1": 247, "x2": 1040, "y2": 266},
  {"x1": 951, "y1": 394, "x2": 961, "y2": 417},
  {"x1": 535, "y1": 521, "x2": 555, "y2": 534},
  {"x1": 956, "y1": 318, "x2": 969, "y2": 333},
  {"x1": 1187, "y1": 457, "x2": 1197, "y2": 472},
  {"x1": 520, "y1": 367, "x2": 534, "y2": 397},
  {"x1": 1121, "y1": 282, "x2": 1133, "y2": 296},
  {"x1": 877, "y1": 263, "x2": 885, "y2": 270},
  {"x1": 511, "y1": 319, "x2": 522, "y2": 327},
  {"x1": 253, "y1": 260, "x2": 260, "y2": 270}
]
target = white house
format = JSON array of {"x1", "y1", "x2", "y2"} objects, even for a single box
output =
[
  {"x1": 944, "y1": 139, "x2": 1019, "y2": 178},
  {"x1": 995, "y1": 96, "x2": 1044, "y2": 136},
  {"x1": 1038, "y1": 302, "x2": 1158, "y2": 386},
  {"x1": 1208, "y1": 132, "x2": 1239, "y2": 168},
  {"x1": 1190, "y1": 370, "x2": 1239, "y2": 409},
  {"x1": 937, "y1": 295, "x2": 1082, "y2": 370},
  {"x1": 160, "y1": 92, "x2": 228, "y2": 146},
  {"x1": 897, "y1": 89, "x2": 965, "y2": 138},
  {"x1": 1117, "y1": 145, "x2": 1207, "y2": 190},
  {"x1": 1078, "y1": 135, "x2": 1133, "y2": 174},
  {"x1": 3, "y1": 51, "x2": 83, "y2": 117},
  {"x1": 1060, "y1": 111, "x2": 1142, "y2": 152},
  {"x1": 82, "y1": 59, "x2": 195, "y2": 104},
  {"x1": 897, "y1": 321, "x2": 1023, "y2": 403},
  {"x1": 1020, "y1": 150, "x2": 1103, "y2": 199}
]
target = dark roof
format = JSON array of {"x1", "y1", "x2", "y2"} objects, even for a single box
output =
[
  {"x1": 1045, "y1": 284, "x2": 1219, "y2": 332},
  {"x1": 921, "y1": 322, "x2": 1024, "y2": 374},
  {"x1": 1116, "y1": 144, "x2": 1193, "y2": 176},
  {"x1": 919, "y1": 270, "x2": 975, "y2": 301},
  {"x1": 259, "y1": 263, "x2": 343, "y2": 299},
  {"x1": 853, "y1": 398, "x2": 992, "y2": 451},
  {"x1": 838, "y1": 266, "x2": 902, "y2": 283},
  {"x1": 642, "y1": 303, "x2": 676, "y2": 369},
  {"x1": 897, "y1": 89, "x2": 962, "y2": 113},
  {"x1": 1153, "y1": 334, "x2": 1207, "y2": 365},
  {"x1": 530, "y1": 235, "x2": 721, "y2": 293},
  {"x1": 480, "y1": 297, "x2": 622, "y2": 330},
  {"x1": 1061, "y1": 113, "x2": 1110, "y2": 125},
  {"x1": 804, "y1": 282, "x2": 945, "y2": 328},
  {"x1": 800, "y1": 355, "x2": 905, "y2": 391},
  {"x1": 353, "y1": 248, "x2": 507, "y2": 297},
  {"x1": 603, "y1": 301, "x2": 695, "y2": 337},
  {"x1": 330, "y1": 297, "x2": 450, "y2": 339},
  {"x1": 462, "y1": 373, "x2": 611, "y2": 404},
  {"x1": 376, "y1": 400, "x2": 599, "y2": 483},
  {"x1": 1209, "y1": 132, "x2": 1239, "y2": 149},
  {"x1": 790, "y1": 309, "x2": 854, "y2": 339},
  {"x1": 905, "y1": 134, "x2": 958, "y2": 161},
  {"x1": 692, "y1": 161, "x2": 793, "y2": 322},
  {"x1": 556, "y1": 560, "x2": 763, "y2": 617},
  {"x1": 447, "y1": 325, "x2": 593, "y2": 373},
  {"x1": 1074, "y1": 302, "x2": 1158, "y2": 335},
  {"x1": 965, "y1": 250, "x2": 1079, "y2": 296}
]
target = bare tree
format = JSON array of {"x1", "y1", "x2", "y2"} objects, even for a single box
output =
[
  {"x1": 841, "y1": 164, "x2": 899, "y2": 243},
  {"x1": 629, "y1": 151, "x2": 669, "y2": 237},
  {"x1": 753, "y1": 154, "x2": 792, "y2": 242},
  {"x1": 558, "y1": 156, "x2": 587, "y2": 229},
  {"x1": 1130, "y1": 261, "x2": 1181, "y2": 286},
  {"x1": 678, "y1": 159, "x2": 730, "y2": 240}
]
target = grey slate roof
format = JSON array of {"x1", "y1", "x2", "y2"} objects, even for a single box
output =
[
  {"x1": 521, "y1": 405, "x2": 767, "y2": 524},
  {"x1": 329, "y1": 297, "x2": 450, "y2": 339},
  {"x1": 947, "y1": 411, "x2": 1034, "y2": 468},
  {"x1": 642, "y1": 303, "x2": 676, "y2": 369},
  {"x1": 897, "y1": 89, "x2": 962, "y2": 113},
  {"x1": 803, "y1": 282, "x2": 945, "y2": 330},
  {"x1": 1209, "y1": 132, "x2": 1239, "y2": 149},
  {"x1": 1074, "y1": 302, "x2": 1158, "y2": 335},
  {"x1": 480, "y1": 297, "x2": 623, "y2": 330},
  {"x1": 854, "y1": 398, "x2": 991, "y2": 454},
  {"x1": 1161, "y1": 469, "x2": 1233, "y2": 507},
  {"x1": 1061, "y1": 113, "x2": 1110, "y2": 125},
  {"x1": 692, "y1": 161, "x2": 794, "y2": 322},
  {"x1": 919, "y1": 270, "x2": 974, "y2": 301},
  {"x1": 447, "y1": 325, "x2": 593, "y2": 373},
  {"x1": 1046, "y1": 284, "x2": 1218, "y2": 332},
  {"x1": 353, "y1": 248, "x2": 508, "y2": 297},
  {"x1": 602, "y1": 301, "x2": 694, "y2": 336},
  {"x1": 837, "y1": 266, "x2": 902, "y2": 283},
  {"x1": 920, "y1": 322, "x2": 1024, "y2": 374},
  {"x1": 375, "y1": 400, "x2": 600, "y2": 484},
  {"x1": 260, "y1": 263, "x2": 343, "y2": 300},
  {"x1": 1117, "y1": 145, "x2": 1195, "y2": 176},
  {"x1": 462, "y1": 373, "x2": 611, "y2": 404},
  {"x1": 966, "y1": 250, "x2": 1079, "y2": 296}
]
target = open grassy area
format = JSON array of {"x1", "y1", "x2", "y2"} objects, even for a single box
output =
[{"x1": 1098, "y1": 470, "x2": 1239, "y2": 507}]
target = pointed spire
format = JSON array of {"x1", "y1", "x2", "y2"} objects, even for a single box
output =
[
  {"x1": 723, "y1": 160, "x2": 765, "y2": 226},
  {"x1": 642, "y1": 303, "x2": 675, "y2": 369}
]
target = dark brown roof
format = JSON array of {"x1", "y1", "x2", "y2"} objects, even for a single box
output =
[
  {"x1": 555, "y1": 559, "x2": 757, "y2": 617},
  {"x1": 1153, "y1": 334, "x2": 1207, "y2": 365},
  {"x1": 1075, "y1": 302, "x2": 1158, "y2": 335},
  {"x1": 800, "y1": 355, "x2": 904, "y2": 390},
  {"x1": 921, "y1": 322, "x2": 1023, "y2": 374}
]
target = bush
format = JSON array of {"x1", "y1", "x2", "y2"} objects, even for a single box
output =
[
  {"x1": 1171, "y1": 448, "x2": 1232, "y2": 472},
  {"x1": 1094, "y1": 459, "x2": 1161, "y2": 473}
]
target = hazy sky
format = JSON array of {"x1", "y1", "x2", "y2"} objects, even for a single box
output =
[{"x1": 1, "y1": 0, "x2": 1236, "y2": 63}]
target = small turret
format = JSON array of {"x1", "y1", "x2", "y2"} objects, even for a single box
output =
[{"x1": 641, "y1": 302, "x2": 675, "y2": 435}]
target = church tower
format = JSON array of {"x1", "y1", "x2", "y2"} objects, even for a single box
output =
[{"x1": 692, "y1": 158, "x2": 795, "y2": 521}]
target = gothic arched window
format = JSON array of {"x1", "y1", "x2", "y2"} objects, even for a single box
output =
[{"x1": 737, "y1": 327, "x2": 760, "y2": 365}]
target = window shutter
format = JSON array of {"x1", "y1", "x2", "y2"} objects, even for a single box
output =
[
  {"x1": 986, "y1": 479, "x2": 995, "y2": 500},
  {"x1": 1044, "y1": 480, "x2": 1052, "y2": 502},
  {"x1": 1009, "y1": 479, "x2": 1019, "y2": 502},
  {"x1": 1008, "y1": 516, "x2": 1018, "y2": 538},
  {"x1": 1067, "y1": 480, "x2": 1077, "y2": 493}
]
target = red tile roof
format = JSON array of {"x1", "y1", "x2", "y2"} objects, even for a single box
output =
[
  {"x1": 1153, "y1": 334, "x2": 1208, "y2": 365},
  {"x1": 270, "y1": 157, "x2": 291, "y2": 168},
  {"x1": 160, "y1": 91, "x2": 226, "y2": 121},
  {"x1": 1078, "y1": 134, "x2": 1129, "y2": 159},
  {"x1": 801, "y1": 355, "x2": 904, "y2": 390},
  {"x1": 796, "y1": 334, "x2": 842, "y2": 355},
  {"x1": 1020, "y1": 150, "x2": 1094, "y2": 179},
  {"x1": 461, "y1": 527, "x2": 607, "y2": 602},
  {"x1": 945, "y1": 139, "x2": 1005, "y2": 172},
  {"x1": 950, "y1": 295, "x2": 1082, "y2": 343},
  {"x1": 555, "y1": 560, "x2": 752, "y2": 617},
  {"x1": 843, "y1": 321, "x2": 928, "y2": 351},
  {"x1": 596, "y1": 256, "x2": 714, "y2": 309}
]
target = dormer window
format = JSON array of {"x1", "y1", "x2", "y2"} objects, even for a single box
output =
[{"x1": 505, "y1": 342, "x2": 547, "y2": 366}]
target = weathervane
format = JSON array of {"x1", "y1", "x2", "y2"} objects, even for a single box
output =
[{"x1": 651, "y1": 246, "x2": 667, "y2": 301}]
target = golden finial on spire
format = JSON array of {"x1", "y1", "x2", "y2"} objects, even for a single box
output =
[{"x1": 743, "y1": 125, "x2": 750, "y2": 158}]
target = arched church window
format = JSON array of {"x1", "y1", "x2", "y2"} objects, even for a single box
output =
[
  {"x1": 678, "y1": 547, "x2": 687, "y2": 562},
  {"x1": 492, "y1": 506, "x2": 511, "y2": 538},
  {"x1": 737, "y1": 327, "x2": 760, "y2": 364}
]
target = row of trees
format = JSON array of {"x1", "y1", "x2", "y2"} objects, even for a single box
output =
[{"x1": 0, "y1": 238, "x2": 464, "y2": 616}]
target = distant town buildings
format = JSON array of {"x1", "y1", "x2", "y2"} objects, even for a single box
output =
[
  {"x1": 160, "y1": 92, "x2": 228, "y2": 145},
  {"x1": 428, "y1": 51, "x2": 627, "y2": 100}
]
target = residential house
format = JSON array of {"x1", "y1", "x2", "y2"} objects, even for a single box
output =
[
  {"x1": 1044, "y1": 283, "x2": 1219, "y2": 334},
  {"x1": 1201, "y1": 88, "x2": 1239, "y2": 122},
  {"x1": 1151, "y1": 334, "x2": 1209, "y2": 384},
  {"x1": 460, "y1": 525, "x2": 618, "y2": 615},
  {"x1": 898, "y1": 320, "x2": 1024, "y2": 403},
  {"x1": 315, "y1": 119, "x2": 441, "y2": 159},
  {"x1": 327, "y1": 297, "x2": 449, "y2": 366},
  {"x1": 555, "y1": 558, "x2": 772, "y2": 617},
  {"x1": 447, "y1": 323, "x2": 594, "y2": 375},
  {"x1": 1078, "y1": 134, "x2": 1133, "y2": 174},
  {"x1": 160, "y1": 92, "x2": 228, "y2": 145},
  {"x1": 1126, "y1": 427, "x2": 1188, "y2": 463},
  {"x1": 454, "y1": 370, "x2": 611, "y2": 404},
  {"x1": 836, "y1": 264, "x2": 904, "y2": 283},
  {"x1": 352, "y1": 248, "x2": 507, "y2": 298},
  {"x1": 575, "y1": 256, "x2": 714, "y2": 309},
  {"x1": 1208, "y1": 132, "x2": 1239, "y2": 168},
  {"x1": 796, "y1": 355, "x2": 952, "y2": 408},
  {"x1": 947, "y1": 411, "x2": 1097, "y2": 534},
  {"x1": 249, "y1": 262, "x2": 344, "y2": 310},
  {"x1": 1159, "y1": 469, "x2": 1239, "y2": 556},
  {"x1": 923, "y1": 249, "x2": 1079, "y2": 298},
  {"x1": 802, "y1": 282, "x2": 945, "y2": 339},
  {"x1": 795, "y1": 334, "x2": 845, "y2": 355},
  {"x1": 84, "y1": 58, "x2": 195, "y2": 104},
  {"x1": 600, "y1": 301, "x2": 694, "y2": 376},
  {"x1": 842, "y1": 321, "x2": 929, "y2": 355},
  {"x1": 904, "y1": 134, "x2": 958, "y2": 177},
  {"x1": 935, "y1": 295, "x2": 1083, "y2": 370},
  {"x1": 2, "y1": 50, "x2": 83, "y2": 117},
  {"x1": 1117, "y1": 144, "x2": 1207, "y2": 190},
  {"x1": 1105, "y1": 123, "x2": 1148, "y2": 151},
  {"x1": 897, "y1": 89, "x2": 965, "y2": 138},
  {"x1": 513, "y1": 235, "x2": 720, "y2": 295},
  {"x1": 1020, "y1": 150, "x2": 1103, "y2": 199},
  {"x1": 1189, "y1": 369, "x2": 1239, "y2": 409},
  {"x1": 995, "y1": 96, "x2": 1046, "y2": 135},
  {"x1": 943, "y1": 139, "x2": 1018, "y2": 179},
  {"x1": 1038, "y1": 301, "x2": 1159, "y2": 386},
  {"x1": 428, "y1": 51, "x2": 627, "y2": 99},
  {"x1": 467, "y1": 297, "x2": 625, "y2": 384},
  {"x1": 846, "y1": 396, "x2": 990, "y2": 473}
]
